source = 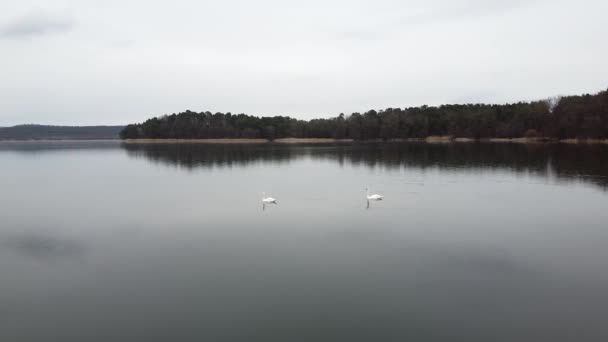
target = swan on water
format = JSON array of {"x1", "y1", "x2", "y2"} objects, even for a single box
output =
[
  {"x1": 366, "y1": 188, "x2": 383, "y2": 200},
  {"x1": 262, "y1": 192, "x2": 277, "y2": 204}
]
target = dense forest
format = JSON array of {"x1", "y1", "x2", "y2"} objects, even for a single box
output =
[
  {"x1": 0, "y1": 125, "x2": 124, "y2": 140},
  {"x1": 120, "y1": 89, "x2": 608, "y2": 140}
]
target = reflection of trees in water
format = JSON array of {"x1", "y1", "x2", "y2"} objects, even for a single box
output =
[
  {"x1": 122, "y1": 143, "x2": 300, "y2": 169},
  {"x1": 0, "y1": 141, "x2": 120, "y2": 152},
  {"x1": 122, "y1": 142, "x2": 608, "y2": 190},
  {"x1": 3, "y1": 234, "x2": 86, "y2": 261}
]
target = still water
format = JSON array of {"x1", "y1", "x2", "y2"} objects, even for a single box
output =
[{"x1": 1, "y1": 141, "x2": 607, "y2": 341}]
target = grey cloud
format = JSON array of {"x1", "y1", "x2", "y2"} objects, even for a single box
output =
[
  {"x1": 1, "y1": 11, "x2": 75, "y2": 38},
  {"x1": 336, "y1": 0, "x2": 538, "y2": 41},
  {"x1": 406, "y1": 0, "x2": 538, "y2": 25},
  {"x1": 337, "y1": 29, "x2": 382, "y2": 41}
]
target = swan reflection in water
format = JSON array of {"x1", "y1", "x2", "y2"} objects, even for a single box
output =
[{"x1": 262, "y1": 202, "x2": 277, "y2": 211}]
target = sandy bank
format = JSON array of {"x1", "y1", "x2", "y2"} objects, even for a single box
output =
[
  {"x1": 273, "y1": 138, "x2": 354, "y2": 143},
  {"x1": 559, "y1": 138, "x2": 608, "y2": 144}
]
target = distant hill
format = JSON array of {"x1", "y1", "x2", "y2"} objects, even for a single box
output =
[{"x1": 0, "y1": 125, "x2": 124, "y2": 140}]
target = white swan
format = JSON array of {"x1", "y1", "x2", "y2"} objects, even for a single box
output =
[
  {"x1": 262, "y1": 192, "x2": 277, "y2": 204},
  {"x1": 366, "y1": 188, "x2": 383, "y2": 200}
]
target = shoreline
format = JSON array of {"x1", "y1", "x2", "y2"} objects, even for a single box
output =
[
  {"x1": 1, "y1": 137, "x2": 607, "y2": 144},
  {"x1": 121, "y1": 138, "x2": 355, "y2": 144},
  {"x1": 121, "y1": 137, "x2": 608, "y2": 144}
]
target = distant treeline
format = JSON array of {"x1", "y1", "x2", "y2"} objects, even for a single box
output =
[
  {"x1": 0, "y1": 125, "x2": 124, "y2": 140},
  {"x1": 120, "y1": 89, "x2": 608, "y2": 140}
]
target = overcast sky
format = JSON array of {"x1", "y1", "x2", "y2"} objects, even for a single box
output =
[{"x1": 1, "y1": 0, "x2": 606, "y2": 126}]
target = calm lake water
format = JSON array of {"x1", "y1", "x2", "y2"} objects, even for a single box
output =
[{"x1": 1, "y1": 141, "x2": 607, "y2": 341}]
